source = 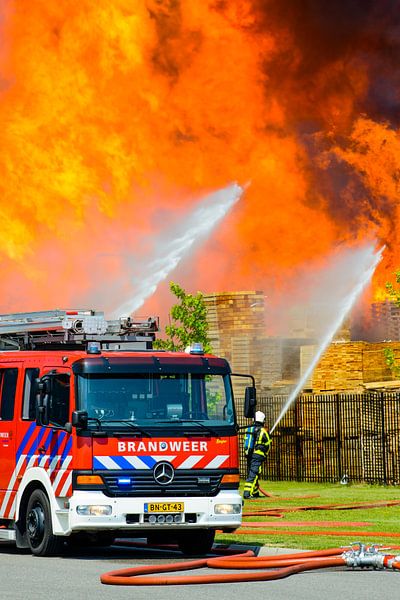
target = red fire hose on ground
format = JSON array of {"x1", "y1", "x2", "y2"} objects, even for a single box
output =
[
  {"x1": 100, "y1": 543, "x2": 400, "y2": 585},
  {"x1": 99, "y1": 493, "x2": 400, "y2": 586}
]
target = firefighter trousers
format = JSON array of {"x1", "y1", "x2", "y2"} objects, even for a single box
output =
[{"x1": 243, "y1": 454, "x2": 264, "y2": 498}]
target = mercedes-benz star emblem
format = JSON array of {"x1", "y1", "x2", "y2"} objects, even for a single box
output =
[{"x1": 153, "y1": 461, "x2": 174, "y2": 485}]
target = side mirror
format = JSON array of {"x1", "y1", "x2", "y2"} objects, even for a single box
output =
[
  {"x1": 35, "y1": 376, "x2": 52, "y2": 426},
  {"x1": 72, "y1": 410, "x2": 88, "y2": 430},
  {"x1": 244, "y1": 386, "x2": 257, "y2": 418}
]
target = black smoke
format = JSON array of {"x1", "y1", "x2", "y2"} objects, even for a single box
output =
[{"x1": 251, "y1": 0, "x2": 400, "y2": 126}]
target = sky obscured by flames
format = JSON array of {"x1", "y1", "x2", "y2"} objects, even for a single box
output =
[{"x1": 0, "y1": 1, "x2": 399, "y2": 320}]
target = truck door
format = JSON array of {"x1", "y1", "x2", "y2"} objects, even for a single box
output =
[
  {"x1": 37, "y1": 368, "x2": 72, "y2": 498},
  {"x1": 0, "y1": 366, "x2": 20, "y2": 519}
]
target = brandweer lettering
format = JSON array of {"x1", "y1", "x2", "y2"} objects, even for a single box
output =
[{"x1": 117, "y1": 441, "x2": 208, "y2": 452}]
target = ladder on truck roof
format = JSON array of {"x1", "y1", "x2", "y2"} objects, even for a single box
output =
[{"x1": 0, "y1": 309, "x2": 159, "y2": 351}]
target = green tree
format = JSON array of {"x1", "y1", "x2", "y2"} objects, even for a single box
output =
[
  {"x1": 384, "y1": 271, "x2": 400, "y2": 377},
  {"x1": 154, "y1": 282, "x2": 212, "y2": 353}
]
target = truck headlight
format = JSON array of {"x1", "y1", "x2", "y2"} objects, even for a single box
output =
[
  {"x1": 214, "y1": 504, "x2": 241, "y2": 515},
  {"x1": 76, "y1": 505, "x2": 112, "y2": 516}
]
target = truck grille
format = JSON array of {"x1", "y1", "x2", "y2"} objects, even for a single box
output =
[{"x1": 100, "y1": 470, "x2": 222, "y2": 497}]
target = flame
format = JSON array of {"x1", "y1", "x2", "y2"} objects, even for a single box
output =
[{"x1": 0, "y1": 1, "x2": 399, "y2": 317}]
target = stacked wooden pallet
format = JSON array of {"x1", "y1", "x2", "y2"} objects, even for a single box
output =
[
  {"x1": 205, "y1": 292, "x2": 400, "y2": 395},
  {"x1": 310, "y1": 342, "x2": 366, "y2": 392},
  {"x1": 203, "y1": 291, "x2": 266, "y2": 398},
  {"x1": 304, "y1": 340, "x2": 400, "y2": 392},
  {"x1": 261, "y1": 338, "x2": 284, "y2": 390},
  {"x1": 363, "y1": 342, "x2": 400, "y2": 382}
]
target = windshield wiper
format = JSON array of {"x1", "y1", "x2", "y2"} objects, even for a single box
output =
[
  {"x1": 99, "y1": 420, "x2": 152, "y2": 437},
  {"x1": 155, "y1": 419, "x2": 219, "y2": 436}
]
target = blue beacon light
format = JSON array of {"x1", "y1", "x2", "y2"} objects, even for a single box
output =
[{"x1": 117, "y1": 477, "x2": 131, "y2": 487}]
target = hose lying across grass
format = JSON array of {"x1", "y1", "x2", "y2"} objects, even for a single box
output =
[
  {"x1": 237, "y1": 529, "x2": 400, "y2": 538},
  {"x1": 243, "y1": 498, "x2": 400, "y2": 518},
  {"x1": 239, "y1": 497, "x2": 400, "y2": 537}
]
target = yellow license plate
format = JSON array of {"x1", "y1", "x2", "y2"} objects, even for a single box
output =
[{"x1": 144, "y1": 502, "x2": 184, "y2": 513}]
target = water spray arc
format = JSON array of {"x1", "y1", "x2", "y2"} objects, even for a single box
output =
[
  {"x1": 111, "y1": 183, "x2": 243, "y2": 318},
  {"x1": 270, "y1": 244, "x2": 384, "y2": 434}
]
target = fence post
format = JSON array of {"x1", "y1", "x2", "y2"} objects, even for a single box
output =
[
  {"x1": 381, "y1": 392, "x2": 387, "y2": 485},
  {"x1": 335, "y1": 393, "x2": 342, "y2": 481},
  {"x1": 295, "y1": 395, "x2": 300, "y2": 480}
]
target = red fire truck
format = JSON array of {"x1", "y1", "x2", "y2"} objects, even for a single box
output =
[{"x1": 0, "y1": 309, "x2": 256, "y2": 556}]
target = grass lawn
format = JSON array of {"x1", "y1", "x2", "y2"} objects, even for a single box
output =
[{"x1": 216, "y1": 480, "x2": 400, "y2": 551}]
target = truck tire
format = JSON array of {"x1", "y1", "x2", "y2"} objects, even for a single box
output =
[
  {"x1": 177, "y1": 529, "x2": 215, "y2": 556},
  {"x1": 25, "y1": 489, "x2": 64, "y2": 556}
]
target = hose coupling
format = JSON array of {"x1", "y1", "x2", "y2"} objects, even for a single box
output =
[{"x1": 342, "y1": 543, "x2": 386, "y2": 570}]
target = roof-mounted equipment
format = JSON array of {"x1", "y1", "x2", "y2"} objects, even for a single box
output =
[{"x1": 0, "y1": 309, "x2": 159, "y2": 351}]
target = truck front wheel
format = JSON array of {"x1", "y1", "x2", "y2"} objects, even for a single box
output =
[
  {"x1": 177, "y1": 529, "x2": 215, "y2": 556},
  {"x1": 25, "y1": 489, "x2": 64, "y2": 556}
]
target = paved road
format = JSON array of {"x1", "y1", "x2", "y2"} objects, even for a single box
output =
[{"x1": 0, "y1": 540, "x2": 399, "y2": 600}]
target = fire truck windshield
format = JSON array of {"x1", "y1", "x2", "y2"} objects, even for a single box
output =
[{"x1": 76, "y1": 372, "x2": 235, "y2": 432}]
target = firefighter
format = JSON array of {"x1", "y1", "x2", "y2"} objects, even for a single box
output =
[{"x1": 243, "y1": 411, "x2": 272, "y2": 499}]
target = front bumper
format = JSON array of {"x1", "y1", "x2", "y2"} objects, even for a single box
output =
[{"x1": 66, "y1": 489, "x2": 242, "y2": 535}]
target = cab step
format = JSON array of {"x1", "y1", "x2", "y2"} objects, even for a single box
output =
[{"x1": 0, "y1": 529, "x2": 16, "y2": 541}]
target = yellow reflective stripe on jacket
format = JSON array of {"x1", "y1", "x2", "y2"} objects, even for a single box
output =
[
  {"x1": 255, "y1": 427, "x2": 271, "y2": 446},
  {"x1": 253, "y1": 427, "x2": 272, "y2": 457}
]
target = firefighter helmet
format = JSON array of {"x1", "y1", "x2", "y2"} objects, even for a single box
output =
[{"x1": 255, "y1": 411, "x2": 265, "y2": 423}]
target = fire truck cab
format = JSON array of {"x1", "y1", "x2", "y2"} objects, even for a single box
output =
[{"x1": 0, "y1": 310, "x2": 256, "y2": 556}]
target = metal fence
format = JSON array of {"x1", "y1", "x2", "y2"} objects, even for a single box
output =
[{"x1": 236, "y1": 392, "x2": 400, "y2": 485}]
